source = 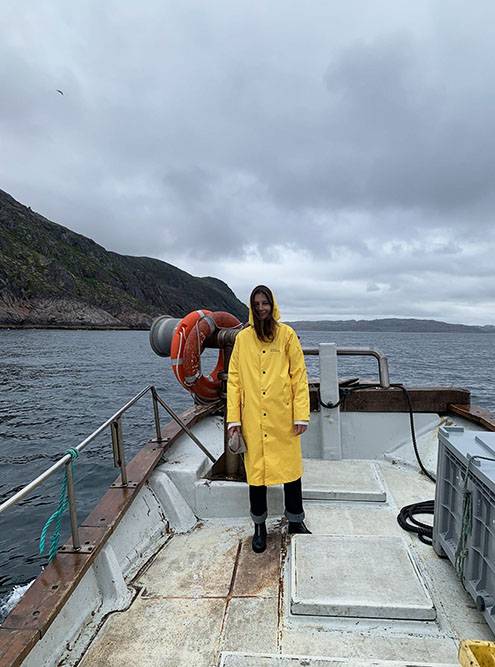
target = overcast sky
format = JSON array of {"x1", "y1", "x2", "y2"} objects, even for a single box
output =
[{"x1": 1, "y1": 1, "x2": 495, "y2": 323}]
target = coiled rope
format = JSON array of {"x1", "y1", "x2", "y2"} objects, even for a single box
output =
[
  {"x1": 39, "y1": 448, "x2": 79, "y2": 563},
  {"x1": 397, "y1": 500, "x2": 434, "y2": 545}
]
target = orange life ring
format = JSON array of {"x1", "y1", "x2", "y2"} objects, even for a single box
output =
[{"x1": 170, "y1": 310, "x2": 242, "y2": 402}]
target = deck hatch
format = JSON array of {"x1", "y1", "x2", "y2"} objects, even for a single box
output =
[
  {"x1": 290, "y1": 535, "x2": 436, "y2": 621},
  {"x1": 302, "y1": 459, "x2": 386, "y2": 502}
]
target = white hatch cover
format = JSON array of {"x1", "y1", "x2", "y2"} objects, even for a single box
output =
[
  {"x1": 302, "y1": 460, "x2": 386, "y2": 502},
  {"x1": 291, "y1": 535, "x2": 435, "y2": 621}
]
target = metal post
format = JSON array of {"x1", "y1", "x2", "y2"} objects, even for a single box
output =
[
  {"x1": 155, "y1": 394, "x2": 217, "y2": 463},
  {"x1": 319, "y1": 343, "x2": 342, "y2": 459},
  {"x1": 111, "y1": 418, "x2": 128, "y2": 486},
  {"x1": 301, "y1": 346, "x2": 390, "y2": 389},
  {"x1": 65, "y1": 461, "x2": 80, "y2": 551},
  {"x1": 151, "y1": 386, "x2": 162, "y2": 443},
  {"x1": 378, "y1": 355, "x2": 390, "y2": 389}
]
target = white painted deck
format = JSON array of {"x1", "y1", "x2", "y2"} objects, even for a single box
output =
[{"x1": 78, "y1": 457, "x2": 492, "y2": 667}]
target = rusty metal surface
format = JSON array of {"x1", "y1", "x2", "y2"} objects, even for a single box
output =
[
  {"x1": 309, "y1": 382, "x2": 470, "y2": 413},
  {"x1": 449, "y1": 403, "x2": 495, "y2": 431},
  {"x1": 233, "y1": 533, "x2": 282, "y2": 598}
]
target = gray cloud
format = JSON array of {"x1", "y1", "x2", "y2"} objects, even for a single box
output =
[{"x1": 1, "y1": 1, "x2": 495, "y2": 323}]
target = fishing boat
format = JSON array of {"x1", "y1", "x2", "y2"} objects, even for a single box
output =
[{"x1": 1, "y1": 311, "x2": 494, "y2": 667}]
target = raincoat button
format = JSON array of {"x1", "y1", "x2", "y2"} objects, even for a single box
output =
[
  {"x1": 263, "y1": 371, "x2": 266, "y2": 374},
  {"x1": 262, "y1": 350, "x2": 266, "y2": 353},
  {"x1": 262, "y1": 391, "x2": 266, "y2": 395},
  {"x1": 264, "y1": 412, "x2": 267, "y2": 416}
]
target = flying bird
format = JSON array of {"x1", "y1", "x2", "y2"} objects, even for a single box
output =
[{"x1": 56, "y1": 89, "x2": 64, "y2": 95}]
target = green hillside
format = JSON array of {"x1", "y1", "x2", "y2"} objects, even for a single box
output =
[{"x1": 0, "y1": 189, "x2": 248, "y2": 328}]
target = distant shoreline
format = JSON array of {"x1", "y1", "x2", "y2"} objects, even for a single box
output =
[
  {"x1": 0, "y1": 324, "x2": 149, "y2": 331},
  {"x1": 290, "y1": 328, "x2": 495, "y2": 334},
  {"x1": 1, "y1": 322, "x2": 494, "y2": 334},
  {"x1": 288, "y1": 318, "x2": 495, "y2": 334}
]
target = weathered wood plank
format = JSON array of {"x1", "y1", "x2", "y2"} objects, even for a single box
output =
[
  {"x1": 0, "y1": 628, "x2": 39, "y2": 667},
  {"x1": 1, "y1": 551, "x2": 92, "y2": 634},
  {"x1": 309, "y1": 381, "x2": 470, "y2": 413},
  {"x1": 449, "y1": 403, "x2": 495, "y2": 431},
  {"x1": 342, "y1": 386, "x2": 470, "y2": 412}
]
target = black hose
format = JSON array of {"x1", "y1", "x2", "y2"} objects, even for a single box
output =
[
  {"x1": 389, "y1": 383, "x2": 436, "y2": 484},
  {"x1": 318, "y1": 379, "x2": 436, "y2": 544},
  {"x1": 397, "y1": 500, "x2": 434, "y2": 545},
  {"x1": 387, "y1": 384, "x2": 436, "y2": 546},
  {"x1": 322, "y1": 380, "x2": 436, "y2": 483}
]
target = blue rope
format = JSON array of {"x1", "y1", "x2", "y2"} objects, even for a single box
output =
[{"x1": 39, "y1": 448, "x2": 79, "y2": 563}]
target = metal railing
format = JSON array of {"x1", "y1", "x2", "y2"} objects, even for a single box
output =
[
  {"x1": 0, "y1": 385, "x2": 215, "y2": 553},
  {"x1": 302, "y1": 346, "x2": 390, "y2": 389},
  {"x1": 0, "y1": 347, "x2": 389, "y2": 553}
]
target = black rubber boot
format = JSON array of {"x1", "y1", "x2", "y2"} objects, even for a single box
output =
[
  {"x1": 288, "y1": 521, "x2": 312, "y2": 535},
  {"x1": 252, "y1": 522, "x2": 267, "y2": 553}
]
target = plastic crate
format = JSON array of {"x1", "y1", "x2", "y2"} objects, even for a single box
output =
[
  {"x1": 433, "y1": 427, "x2": 495, "y2": 635},
  {"x1": 458, "y1": 639, "x2": 495, "y2": 666}
]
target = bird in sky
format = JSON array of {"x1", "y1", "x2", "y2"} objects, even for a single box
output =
[{"x1": 56, "y1": 89, "x2": 64, "y2": 95}]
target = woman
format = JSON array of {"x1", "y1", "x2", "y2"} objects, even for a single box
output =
[{"x1": 227, "y1": 285, "x2": 311, "y2": 553}]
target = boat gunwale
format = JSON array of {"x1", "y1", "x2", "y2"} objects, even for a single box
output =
[
  {"x1": 2, "y1": 394, "x2": 495, "y2": 666},
  {"x1": 0, "y1": 401, "x2": 219, "y2": 667},
  {"x1": 449, "y1": 403, "x2": 495, "y2": 431},
  {"x1": 309, "y1": 381, "x2": 470, "y2": 413}
]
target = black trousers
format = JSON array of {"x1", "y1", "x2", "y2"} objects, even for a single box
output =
[{"x1": 249, "y1": 477, "x2": 304, "y2": 523}]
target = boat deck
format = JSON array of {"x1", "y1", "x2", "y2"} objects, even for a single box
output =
[{"x1": 78, "y1": 459, "x2": 492, "y2": 667}]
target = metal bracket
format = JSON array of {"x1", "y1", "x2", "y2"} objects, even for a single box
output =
[
  {"x1": 59, "y1": 543, "x2": 95, "y2": 554},
  {"x1": 111, "y1": 481, "x2": 138, "y2": 488},
  {"x1": 151, "y1": 437, "x2": 169, "y2": 444}
]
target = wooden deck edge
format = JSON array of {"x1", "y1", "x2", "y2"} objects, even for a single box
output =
[
  {"x1": 0, "y1": 629, "x2": 39, "y2": 667},
  {"x1": 0, "y1": 402, "x2": 220, "y2": 667},
  {"x1": 449, "y1": 403, "x2": 495, "y2": 432},
  {"x1": 309, "y1": 381, "x2": 470, "y2": 413}
]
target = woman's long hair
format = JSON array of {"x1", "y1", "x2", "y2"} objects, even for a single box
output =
[{"x1": 250, "y1": 285, "x2": 278, "y2": 342}]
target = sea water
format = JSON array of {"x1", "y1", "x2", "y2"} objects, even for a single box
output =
[{"x1": 1, "y1": 328, "x2": 494, "y2": 619}]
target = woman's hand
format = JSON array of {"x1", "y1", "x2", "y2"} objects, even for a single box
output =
[
  {"x1": 228, "y1": 425, "x2": 241, "y2": 438},
  {"x1": 293, "y1": 423, "x2": 307, "y2": 436}
]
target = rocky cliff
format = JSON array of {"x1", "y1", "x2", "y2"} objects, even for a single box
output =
[{"x1": 0, "y1": 189, "x2": 248, "y2": 328}]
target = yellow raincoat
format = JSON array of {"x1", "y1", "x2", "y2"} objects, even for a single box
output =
[{"x1": 227, "y1": 294, "x2": 310, "y2": 486}]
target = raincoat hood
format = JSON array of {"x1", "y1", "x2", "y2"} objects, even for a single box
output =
[{"x1": 248, "y1": 286, "x2": 281, "y2": 325}]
